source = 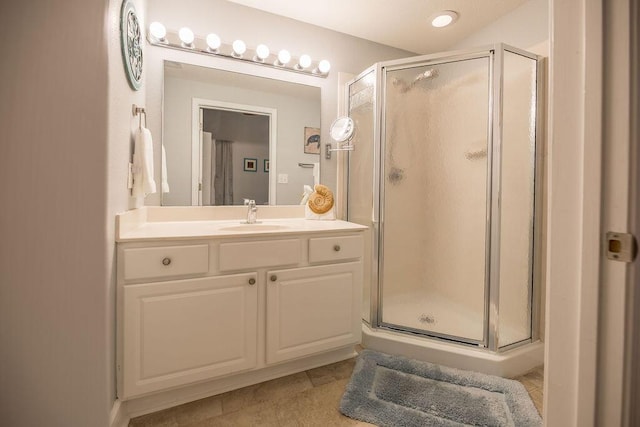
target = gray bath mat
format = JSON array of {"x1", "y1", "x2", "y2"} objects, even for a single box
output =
[{"x1": 340, "y1": 350, "x2": 541, "y2": 426}]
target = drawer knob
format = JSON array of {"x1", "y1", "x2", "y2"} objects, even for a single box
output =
[
  {"x1": 270, "y1": 275, "x2": 278, "y2": 282},
  {"x1": 333, "y1": 245, "x2": 341, "y2": 252},
  {"x1": 162, "y1": 257, "x2": 172, "y2": 266},
  {"x1": 248, "y1": 278, "x2": 256, "y2": 285}
]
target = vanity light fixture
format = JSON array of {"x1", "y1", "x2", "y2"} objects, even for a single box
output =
[
  {"x1": 296, "y1": 54, "x2": 312, "y2": 70},
  {"x1": 206, "y1": 33, "x2": 221, "y2": 52},
  {"x1": 149, "y1": 21, "x2": 167, "y2": 42},
  {"x1": 232, "y1": 39, "x2": 247, "y2": 57},
  {"x1": 146, "y1": 23, "x2": 330, "y2": 78},
  {"x1": 178, "y1": 27, "x2": 195, "y2": 47},
  {"x1": 314, "y1": 59, "x2": 331, "y2": 75},
  {"x1": 431, "y1": 11, "x2": 458, "y2": 28},
  {"x1": 254, "y1": 44, "x2": 270, "y2": 62},
  {"x1": 275, "y1": 49, "x2": 291, "y2": 66}
]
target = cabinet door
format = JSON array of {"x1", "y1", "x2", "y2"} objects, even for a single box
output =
[
  {"x1": 266, "y1": 262, "x2": 362, "y2": 364},
  {"x1": 121, "y1": 273, "x2": 258, "y2": 399}
]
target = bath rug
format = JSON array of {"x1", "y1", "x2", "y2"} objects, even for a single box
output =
[{"x1": 340, "y1": 350, "x2": 541, "y2": 427}]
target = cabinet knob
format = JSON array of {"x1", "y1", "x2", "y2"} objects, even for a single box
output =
[
  {"x1": 162, "y1": 257, "x2": 172, "y2": 266},
  {"x1": 333, "y1": 245, "x2": 341, "y2": 252},
  {"x1": 248, "y1": 278, "x2": 256, "y2": 285},
  {"x1": 270, "y1": 275, "x2": 278, "y2": 282}
]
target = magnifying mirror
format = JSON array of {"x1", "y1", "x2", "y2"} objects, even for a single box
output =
[{"x1": 330, "y1": 117, "x2": 355, "y2": 143}]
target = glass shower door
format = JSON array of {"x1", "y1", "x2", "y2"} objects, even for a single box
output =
[{"x1": 379, "y1": 57, "x2": 491, "y2": 344}]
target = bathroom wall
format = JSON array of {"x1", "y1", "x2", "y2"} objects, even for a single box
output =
[
  {"x1": 107, "y1": 0, "x2": 148, "y2": 424},
  {"x1": 448, "y1": 0, "x2": 549, "y2": 52},
  {"x1": 0, "y1": 0, "x2": 116, "y2": 426},
  {"x1": 162, "y1": 74, "x2": 319, "y2": 205},
  {"x1": 144, "y1": 0, "x2": 416, "y2": 206}
]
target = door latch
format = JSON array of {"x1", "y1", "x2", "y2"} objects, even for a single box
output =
[{"x1": 606, "y1": 232, "x2": 637, "y2": 262}]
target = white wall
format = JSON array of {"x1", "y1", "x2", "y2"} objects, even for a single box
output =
[
  {"x1": 144, "y1": 0, "x2": 416, "y2": 207},
  {"x1": 107, "y1": 0, "x2": 148, "y2": 420},
  {"x1": 448, "y1": 0, "x2": 549, "y2": 51},
  {"x1": 0, "y1": 1, "x2": 117, "y2": 426}
]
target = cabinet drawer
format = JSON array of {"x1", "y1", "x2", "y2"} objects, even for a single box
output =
[
  {"x1": 309, "y1": 235, "x2": 363, "y2": 263},
  {"x1": 123, "y1": 244, "x2": 209, "y2": 281},
  {"x1": 219, "y1": 239, "x2": 301, "y2": 271}
]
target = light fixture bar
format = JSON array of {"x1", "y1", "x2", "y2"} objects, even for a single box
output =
[{"x1": 147, "y1": 29, "x2": 330, "y2": 78}]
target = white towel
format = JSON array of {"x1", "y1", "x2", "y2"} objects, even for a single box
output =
[
  {"x1": 132, "y1": 127, "x2": 157, "y2": 197},
  {"x1": 161, "y1": 144, "x2": 170, "y2": 193}
]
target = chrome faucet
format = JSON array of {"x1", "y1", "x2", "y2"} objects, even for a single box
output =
[{"x1": 246, "y1": 199, "x2": 258, "y2": 224}]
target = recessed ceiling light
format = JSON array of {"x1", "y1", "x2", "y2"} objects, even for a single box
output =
[{"x1": 431, "y1": 11, "x2": 458, "y2": 28}]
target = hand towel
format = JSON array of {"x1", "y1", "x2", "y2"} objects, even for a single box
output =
[
  {"x1": 132, "y1": 127, "x2": 157, "y2": 197},
  {"x1": 161, "y1": 144, "x2": 170, "y2": 193}
]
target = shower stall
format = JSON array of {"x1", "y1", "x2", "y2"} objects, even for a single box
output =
[{"x1": 347, "y1": 44, "x2": 543, "y2": 376}]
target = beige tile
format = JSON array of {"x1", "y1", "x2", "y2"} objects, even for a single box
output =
[
  {"x1": 274, "y1": 379, "x2": 374, "y2": 427},
  {"x1": 172, "y1": 395, "x2": 224, "y2": 424},
  {"x1": 128, "y1": 409, "x2": 179, "y2": 427},
  {"x1": 220, "y1": 371, "x2": 314, "y2": 414},
  {"x1": 305, "y1": 358, "x2": 356, "y2": 387},
  {"x1": 128, "y1": 395, "x2": 222, "y2": 427},
  {"x1": 513, "y1": 365, "x2": 544, "y2": 416},
  {"x1": 183, "y1": 401, "x2": 280, "y2": 427}
]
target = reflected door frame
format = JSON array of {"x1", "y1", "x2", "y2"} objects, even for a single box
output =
[{"x1": 191, "y1": 98, "x2": 278, "y2": 205}]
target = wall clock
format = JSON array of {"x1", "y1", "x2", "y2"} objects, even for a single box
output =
[{"x1": 120, "y1": 0, "x2": 143, "y2": 90}]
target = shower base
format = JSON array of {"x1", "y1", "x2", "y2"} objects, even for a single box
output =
[
  {"x1": 381, "y1": 291, "x2": 528, "y2": 346},
  {"x1": 362, "y1": 323, "x2": 544, "y2": 378}
]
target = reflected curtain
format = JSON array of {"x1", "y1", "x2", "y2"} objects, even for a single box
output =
[{"x1": 214, "y1": 139, "x2": 233, "y2": 205}]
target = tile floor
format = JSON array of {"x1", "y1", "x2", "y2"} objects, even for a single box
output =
[{"x1": 129, "y1": 357, "x2": 544, "y2": 427}]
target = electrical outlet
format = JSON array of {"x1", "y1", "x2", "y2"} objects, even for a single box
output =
[{"x1": 278, "y1": 173, "x2": 289, "y2": 184}]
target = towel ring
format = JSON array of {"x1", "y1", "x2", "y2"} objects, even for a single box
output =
[{"x1": 132, "y1": 104, "x2": 147, "y2": 129}]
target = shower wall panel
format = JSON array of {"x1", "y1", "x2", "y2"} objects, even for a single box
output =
[
  {"x1": 347, "y1": 70, "x2": 376, "y2": 324},
  {"x1": 497, "y1": 51, "x2": 538, "y2": 347}
]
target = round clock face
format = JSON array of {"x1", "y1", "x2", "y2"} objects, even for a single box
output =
[
  {"x1": 121, "y1": 0, "x2": 143, "y2": 90},
  {"x1": 330, "y1": 117, "x2": 355, "y2": 142}
]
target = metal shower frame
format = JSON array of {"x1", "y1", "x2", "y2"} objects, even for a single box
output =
[{"x1": 347, "y1": 43, "x2": 544, "y2": 353}]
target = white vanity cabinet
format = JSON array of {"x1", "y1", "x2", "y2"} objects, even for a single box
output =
[
  {"x1": 116, "y1": 224, "x2": 365, "y2": 402},
  {"x1": 265, "y1": 262, "x2": 362, "y2": 364},
  {"x1": 121, "y1": 273, "x2": 258, "y2": 398}
]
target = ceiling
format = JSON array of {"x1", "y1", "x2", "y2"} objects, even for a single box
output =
[{"x1": 225, "y1": 0, "x2": 530, "y2": 54}]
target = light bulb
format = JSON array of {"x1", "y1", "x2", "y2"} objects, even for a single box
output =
[
  {"x1": 297, "y1": 54, "x2": 311, "y2": 69},
  {"x1": 149, "y1": 22, "x2": 166, "y2": 41},
  {"x1": 178, "y1": 27, "x2": 194, "y2": 46},
  {"x1": 232, "y1": 39, "x2": 247, "y2": 56},
  {"x1": 276, "y1": 49, "x2": 291, "y2": 66},
  {"x1": 317, "y1": 60, "x2": 331, "y2": 74},
  {"x1": 431, "y1": 11, "x2": 458, "y2": 28},
  {"x1": 255, "y1": 44, "x2": 270, "y2": 61},
  {"x1": 206, "y1": 33, "x2": 221, "y2": 51}
]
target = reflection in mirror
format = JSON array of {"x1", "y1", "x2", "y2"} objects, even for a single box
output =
[{"x1": 161, "y1": 61, "x2": 321, "y2": 206}]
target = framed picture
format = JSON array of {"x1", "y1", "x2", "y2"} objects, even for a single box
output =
[
  {"x1": 243, "y1": 158, "x2": 257, "y2": 172},
  {"x1": 304, "y1": 127, "x2": 321, "y2": 154},
  {"x1": 264, "y1": 159, "x2": 270, "y2": 172}
]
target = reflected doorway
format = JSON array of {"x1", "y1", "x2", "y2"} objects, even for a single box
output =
[{"x1": 191, "y1": 99, "x2": 277, "y2": 206}]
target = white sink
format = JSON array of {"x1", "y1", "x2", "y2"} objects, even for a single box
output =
[{"x1": 218, "y1": 224, "x2": 290, "y2": 232}]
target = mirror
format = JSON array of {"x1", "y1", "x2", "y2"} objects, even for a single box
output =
[
  {"x1": 161, "y1": 61, "x2": 322, "y2": 206},
  {"x1": 330, "y1": 116, "x2": 355, "y2": 142}
]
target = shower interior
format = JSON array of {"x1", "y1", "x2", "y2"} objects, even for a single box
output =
[{"x1": 347, "y1": 44, "x2": 542, "y2": 358}]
